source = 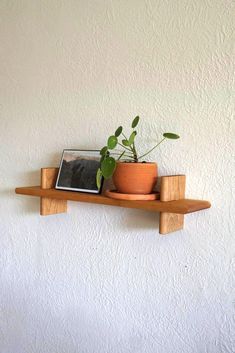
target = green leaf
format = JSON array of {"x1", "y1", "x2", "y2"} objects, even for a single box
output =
[
  {"x1": 100, "y1": 146, "x2": 108, "y2": 155},
  {"x1": 115, "y1": 126, "x2": 123, "y2": 137},
  {"x1": 100, "y1": 151, "x2": 110, "y2": 163},
  {"x1": 129, "y1": 131, "x2": 137, "y2": 145},
  {"x1": 101, "y1": 157, "x2": 116, "y2": 179},
  {"x1": 122, "y1": 139, "x2": 130, "y2": 146},
  {"x1": 131, "y1": 116, "x2": 140, "y2": 128},
  {"x1": 96, "y1": 168, "x2": 102, "y2": 189},
  {"x1": 163, "y1": 132, "x2": 180, "y2": 139},
  {"x1": 107, "y1": 135, "x2": 118, "y2": 149}
]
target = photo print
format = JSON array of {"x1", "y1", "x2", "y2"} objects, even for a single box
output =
[{"x1": 56, "y1": 150, "x2": 102, "y2": 193}]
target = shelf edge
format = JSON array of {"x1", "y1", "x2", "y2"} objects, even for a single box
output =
[{"x1": 15, "y1": 186, "x2": 211, "y2": 215}]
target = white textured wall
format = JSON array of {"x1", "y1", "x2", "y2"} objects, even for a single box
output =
[{"x1": 0, "y1": 1, "x2": 234, "y2": 352}]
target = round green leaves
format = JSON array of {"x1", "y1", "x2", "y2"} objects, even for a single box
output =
[
  {"x1": 96, "y1": 168, "x2": 102, "y2": 189},
  {"x1": 100, "y1": 146, "x2": 108, "y2": 155},
  {"x1": 131, "y1": 116, "x2": 140, "y2": 128},
  {"x1": 96, "y1": 116, "x2": 180, "y2": 189},
  {"x1": 163, "y1": 133, "x2": 180, "y2": 139},
  {"x1": 121, "y1": 132, "x2": 137, "y2": 147},
  {"x1": 101, "y1": 156, "x2": 116, "y2": 179},
  {"x1": 115, "y1": 126, "x2": 123, "y2": 137},
  {"x1": 107, "y1": 135, "x2": 118, "y2": 149},
  {"x1": 122, "y1": 139, "x2": 130, "y2": 146},
  {"x1": 129, "y1": 131, "x2": 137, "y2": 145}
]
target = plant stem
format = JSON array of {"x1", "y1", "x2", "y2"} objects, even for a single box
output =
[
  {"x1": 119, "y1": 157, "x2": 135, "y2": 161},
  {"x1": 111, "y1": 152, "x2": 134, "y2": 158},
  {"x1": 117, "y1": 153, "x2": 135, "y2": 161},
  {"x1": 121, "y1": 132, "x2": 129, "y2": 140},
  {"x1": 113, "y1": 149, "x2": 134, "y2": 155},
  {"x1": 138, "y1": 138, "x2": 166, "y2": 160},
  {"x1": 117, "y1": 142, "x2": 133, "y2": 152},
  {"x1": 120, "y1": 133, "x2": 137, "y2": 160},
  {"x1": 117, "y1": 151, "x2": 125, "y2": 160},
  {"x1": 132, "y1": 141, "x2": 138, "y2": 162},
  {"x1": 113, "y1": 149, "x2": 127, "y2": 152},
  {"x1": 121, "y1": 132, "x2": 136, "y2": 154}
]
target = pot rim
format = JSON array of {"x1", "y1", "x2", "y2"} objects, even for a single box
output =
[{"x1": 116, "y1": 161, "x2": 157, "y2": 165}]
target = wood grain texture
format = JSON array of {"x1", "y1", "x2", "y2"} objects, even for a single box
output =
[
  {"x1": 40, "y1": 168, "x2": 67, "y2": 216},
  {"x1": 41, "y1": 167, "x2": 59, "y2": 189},
  {"x1": 160, "y1": 175, "x2": 186, "y2": 201},
  {"x1": 15, "y1": 186, "x2": 211, "y2": 215},
  {"x1": 40, "y1": 198, "x2": 67, "y2": 216},
  {"x1": 159, "y1": 212, "x2": 184, "y2": 234},
  {"x1": 159, "y1": 175, "x2": 186, "y2": 235}
]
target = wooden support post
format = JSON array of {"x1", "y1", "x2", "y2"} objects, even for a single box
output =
[
  {"x1": 159, "y1": 175, "x2": 186, "y2": 235},
  {"x1": 40, "y1": 168, "x2": 67, "y2": 216}
]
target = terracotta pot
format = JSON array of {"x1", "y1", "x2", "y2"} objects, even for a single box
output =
[{"x1": 112, "y1": 162, "x2": 158, "y2": 194}]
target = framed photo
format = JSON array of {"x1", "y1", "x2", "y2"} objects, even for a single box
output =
[{"x1": 55, "y1": 149, "x2": 103, "y2": 194}]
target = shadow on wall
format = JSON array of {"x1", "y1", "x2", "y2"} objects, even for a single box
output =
[
  {"x1": 120, "y1": 208, "x2": 159, "y2": 231},
  {"x1": 101, "y1": 176, "x2": 160, "y2": 231}
]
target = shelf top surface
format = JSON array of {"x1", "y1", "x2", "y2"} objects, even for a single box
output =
[{"x1": 15, "y1": 186, "x2": 211, "y2": 215}]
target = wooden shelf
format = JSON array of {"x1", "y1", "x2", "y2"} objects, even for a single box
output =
[
  {"x1": 15, "y1": 186, "x2": 210, "y2": 215},
  {"x1": 15, "y1": 168, "x2": 211, "y2": 235}
]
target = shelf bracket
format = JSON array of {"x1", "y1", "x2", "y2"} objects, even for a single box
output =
[
  {"x1": 40, "y1": 168, "x2": 67, "y2": 216},
  {"x1": 159, "y1": 175, "x2": 186, "y2": 235}
]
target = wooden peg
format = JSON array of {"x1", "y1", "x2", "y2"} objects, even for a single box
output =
[
  {"x1": 159, "y1": 175, "x2": 186, "y2": 235},
  {"x1": 40, "y1": 168, "x2": 67, "y2": 216}
]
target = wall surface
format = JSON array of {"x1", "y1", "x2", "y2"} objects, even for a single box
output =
[{"x1": 0, "y1": 1, "x2": 234, "y2": 352}]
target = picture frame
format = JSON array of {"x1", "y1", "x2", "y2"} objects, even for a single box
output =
[{"x1": 55, "y1": 149, "x2": 103, "y2": 194}]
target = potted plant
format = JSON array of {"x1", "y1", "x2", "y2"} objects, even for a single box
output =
[{"x1": 96, "y1": 116, "x2": 179, "y2": 195}]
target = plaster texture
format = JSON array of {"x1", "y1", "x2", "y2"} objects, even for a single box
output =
[{"x1": 0, "y1": 1, "x2": 234, "y2": 352}]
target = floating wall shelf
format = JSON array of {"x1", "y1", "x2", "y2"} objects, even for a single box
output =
[{"x1": 15, "y1": 168, "x2": 211, "y2": 235}]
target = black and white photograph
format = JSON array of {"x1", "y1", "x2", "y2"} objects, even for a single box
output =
[{"x1": 56, "y1": 150, "x2": 102, "y2": 193}]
